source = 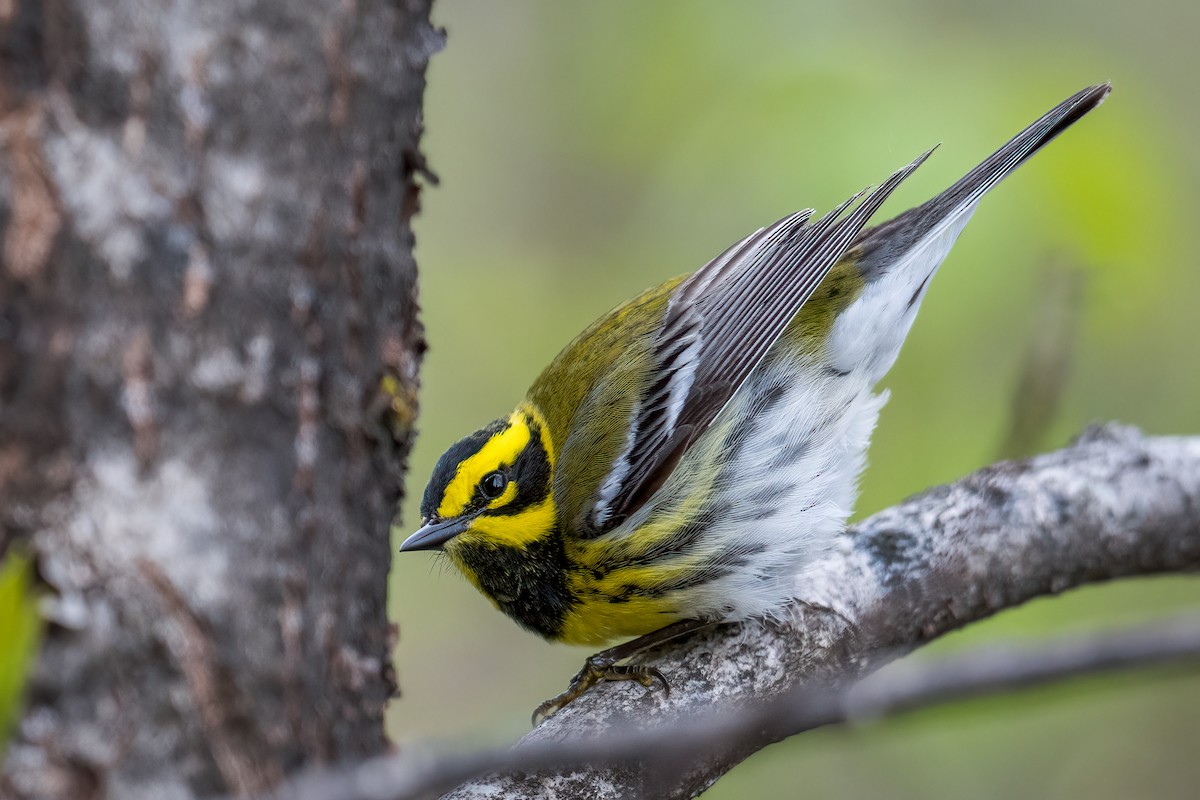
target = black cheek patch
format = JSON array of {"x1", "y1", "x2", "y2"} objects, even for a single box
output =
[{"x1": 489, "y1": 424, "x2": 552, "y2": 517}]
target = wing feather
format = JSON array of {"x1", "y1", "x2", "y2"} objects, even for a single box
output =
[{"x1": 588, "y1": 150, "x2": 934, "y2": 531}]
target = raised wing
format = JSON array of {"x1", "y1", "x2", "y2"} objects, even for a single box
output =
[{"x1": 588, "y1": 150, "x2": 934, "y2": 531}]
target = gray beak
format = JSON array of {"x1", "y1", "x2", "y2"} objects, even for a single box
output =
[{"x1": 399, "y1": 516, "x2": 472, "y2": 552}]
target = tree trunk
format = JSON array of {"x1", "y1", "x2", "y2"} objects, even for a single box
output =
[{"x1": 0, "y1": 1, "x2": 438, "y2": 797}]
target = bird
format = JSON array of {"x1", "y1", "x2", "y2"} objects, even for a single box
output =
[{"x1": 400, "y1": 83, "x2": 1111, "y2": 723}]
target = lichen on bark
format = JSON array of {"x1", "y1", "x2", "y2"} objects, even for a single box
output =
[{"x1": 0, "y1": 1, "x2": 440, "y2": 797}]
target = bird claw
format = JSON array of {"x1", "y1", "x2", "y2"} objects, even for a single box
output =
[{"x1": 531, "y1": 657, "x2": 671, "y2": 726}]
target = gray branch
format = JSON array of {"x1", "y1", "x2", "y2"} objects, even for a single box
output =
[
  {"x1": 264, "y1": 613, "x2": 1200, "y2": 800},
  {"x1": 255, "y1": 424, "x2": 1200, "y2": 800},
  {"x1": 432, "y1": 424, "x2": 1198, "y2": 799}
]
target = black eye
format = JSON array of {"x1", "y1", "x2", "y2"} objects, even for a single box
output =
[{"x1": 479, "y1": 470, "x2": 508, "y2": 500}]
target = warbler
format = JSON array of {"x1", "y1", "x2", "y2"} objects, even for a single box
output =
[{"x1": 401, "y1": 83, "x2": 1110, "y2": 721}]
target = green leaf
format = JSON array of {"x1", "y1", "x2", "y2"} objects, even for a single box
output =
[{"x1": 0, "y1": 549, "x2": 41, "y2": 751}]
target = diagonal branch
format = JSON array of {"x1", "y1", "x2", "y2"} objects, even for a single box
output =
[
  {"x1": 258, "y1": 423, "x2": 1200, "y2": 800},
  {"x1": 264, "y1": 614, "x2": 1200, "y2": 800},
  {"x1": 444, "y1": 423, "x2": 1200, "y2": 799}
]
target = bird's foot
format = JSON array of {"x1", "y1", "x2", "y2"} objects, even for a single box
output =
[{"x1": 531, "y1": 655, "x2": 669, "y2": 726}]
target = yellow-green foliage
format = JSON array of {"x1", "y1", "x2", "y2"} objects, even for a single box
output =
[{"x1": 0, "y1": 550, "x2": 40, "y2": 749}]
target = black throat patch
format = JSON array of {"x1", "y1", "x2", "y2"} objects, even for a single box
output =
[{"x1": 453, "y1": 534, "x2": 576, "y2": 641}]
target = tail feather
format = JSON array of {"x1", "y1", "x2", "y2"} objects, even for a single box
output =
[
  {"x1": 944, "y1": 83, "x2": 1109, "y2": 208},
  {"x1": 828, "y1": 83, "x2": 1110, "y2": 381},
  {"x1": 855, "y1": 82, "x2": 1111, "y2": 277}
]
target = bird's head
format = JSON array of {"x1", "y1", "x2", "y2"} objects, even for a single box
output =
[{"x1": 400, "y1": 406, "x2": 557, "y2": 557}]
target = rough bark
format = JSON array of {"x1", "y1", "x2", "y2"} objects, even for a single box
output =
[
  {"x1": 442, "y1": 425, "x2": 1200, "y2": 800},
  {"x1": 0, "y1": 1, "x2": 439, "y2": 798}
]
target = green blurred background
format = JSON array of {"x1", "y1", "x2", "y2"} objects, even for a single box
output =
[{"x1": 388, "y1": 1, "x2": 1200, "y2": 796}]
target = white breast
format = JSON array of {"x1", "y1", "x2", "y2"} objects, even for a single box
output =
[
  {"x1": 600, "y1": 197, "x2": 979, "y2": 620},
  {"x1": 669, "y1": 351, "x2": 887, "y2": 620}
]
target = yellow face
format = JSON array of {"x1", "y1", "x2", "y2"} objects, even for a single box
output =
[
  {"x1": 401, "y1": 404, "x2": 575, "y2": 640},
  {"x1": 401, "y1": 405, "x2": 557, "y2": 555}
]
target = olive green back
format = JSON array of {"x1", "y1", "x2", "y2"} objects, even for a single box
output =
[{"x1": 526, "y1": 275, "x2": 685, "y2": 531}]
